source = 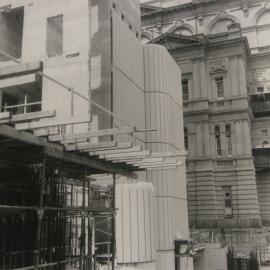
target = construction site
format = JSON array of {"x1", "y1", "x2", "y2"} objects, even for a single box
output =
[{"x1": 0, "y1": 1, "x2": 190, "y2": 270}]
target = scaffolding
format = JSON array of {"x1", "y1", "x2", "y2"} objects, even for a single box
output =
[
  {"x1": 0, "y1": 125, "x2": 129, "y2": 270},
  {"x1": 0, "y1": 38, "x2": 185, "y2": 270}
]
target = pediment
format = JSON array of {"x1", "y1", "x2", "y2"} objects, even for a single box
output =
[
  {"x1": 150, "y1": 33, "x2": 204, "y2": 50},
  {"x1": 140, "y1": 4, "x2": 162, "y2": 16}
]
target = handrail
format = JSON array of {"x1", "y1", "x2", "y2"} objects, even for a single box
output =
[{"x1": 4, "y1": 101, "x2": 42, "y2": 109}]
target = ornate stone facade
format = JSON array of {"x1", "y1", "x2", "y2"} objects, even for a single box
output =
[{"x1": 141, "y1": 0, "x2": 270, "y2": 255}]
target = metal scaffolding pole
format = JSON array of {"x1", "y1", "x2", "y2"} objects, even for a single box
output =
[
  {"x1": 34, "y1": 157, "x2": 46, "y2": 269},
  {"x1": 111, "y1": 174, "x2": 116, "y2": 270}
]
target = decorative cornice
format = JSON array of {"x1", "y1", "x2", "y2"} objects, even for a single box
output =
[
  {"x1": 150, "y1": 32, "x2": 251, "y2": 59},
  {"x1": 141, "y1": 0, "x2": 241, "y2": 18}
]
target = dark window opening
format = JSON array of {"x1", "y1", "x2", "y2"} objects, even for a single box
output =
[
  {"x1": 223, "y1": 186, "x2": 233, "y2": 218},
  {"x1": 0, "y1": 7, "x2": 24, "y2": 61},
  {"x1": 226, "y1": 125, "x2": 232, "y2": 156},
  {"x1": 215, "y1": 77, "x2": 224, "y2": 99},
  {"x1": 184, "y1": 128, "x2": 188, "y2": 151},
  {"x1": 47, "y1": 15, "x2": 63, "y2": 57},
  {"x1": 215, "y1": 126, "x2": 222, "y2": 156},
  {"x1": 182, "y1": 79, "x2": 189, "y2": 101}
]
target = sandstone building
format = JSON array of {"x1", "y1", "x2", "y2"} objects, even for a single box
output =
[
  {"x1": 0, "y1": 1, "x2": 190, "y2": 270},
  {"x1": 141, "y1": 0, "x2": 270, "y2": 256}
]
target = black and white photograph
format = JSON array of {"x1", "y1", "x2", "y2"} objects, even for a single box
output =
[{"x1": 0, "y1": 0, "x2": 269, "y2": 269}]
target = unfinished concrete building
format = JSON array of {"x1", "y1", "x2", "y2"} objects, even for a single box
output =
[{"x1": 0, "y1": 1, "x2": 190, "y2": 270}]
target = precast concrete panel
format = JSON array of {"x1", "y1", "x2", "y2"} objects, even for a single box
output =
[
  {"x1": 116, "y1": 182, "x2": 156, "y2": 264},
  {"x1": 143, "y1": 45, "x2": 189, "y2": 270},
  {"x1": 112, "y1": 7, "x2": 145, "y2": 144}
]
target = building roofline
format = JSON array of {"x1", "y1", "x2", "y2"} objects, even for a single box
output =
[
  {"x1": 141, "y1": 0, "x2": 219, "y2": 18},
  {"x1": 150, "y1": 32, "x2": 251, "y2": 58}
]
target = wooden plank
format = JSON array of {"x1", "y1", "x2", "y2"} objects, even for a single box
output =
[
  {"x1": 139, "y1": 163, "x2": 182, "y2": 169},
  {"x1": 101, "y1": 150, "x2": 150, "y2": 160},
  {"x1": 15, "y1": 115, "x2": 91, "y2": 130},
  {"x1": 0, "y1": 111, "x2": 10, "y2": 120},
  {"x1": 43, "y1": 147, "x2": 137, "y2": 179},
  {"x1": 150, "y1": 151, "x2": 186, "y2": 157},
  {"x1": 83, "y1": 142, "x2": 133, "y2": 152},
  {"x1": 0, "y1": 124, "x2": 63, "y2": 151},
  {"x1": 89, "y1": 145, "x2": 141, "y2": 156},
  {"x1": 146, "y1": 166, "x2": 178, "y2": 171},
  {"x1": 12, "y1": 110, "x2": 56, "y2": 122},
  {"x1": 109, "y1": 152, "x2": 185, "y2": 162},
  {"x1": 138, "y1": 159, "x2": 178, "y2": 168},
  {"x1": 65, "y1": 141, "x2": 117, "y2": 151},
  {"x1": 49, "y1": 127, "x2": 134, "y2": 142},
  {"x1": 126, "y1": 157, "x2": 164, "y2": 165},
  {"x1": 0, "y1": 125, "x2": 137, "y2": 178},
  {"x1": 63, "y1": 138, "x2": 88, "y2": 144}
]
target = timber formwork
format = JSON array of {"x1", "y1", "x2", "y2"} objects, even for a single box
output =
[{"x1": 0, "y1": 125, "x2": 127, "y2": 270}]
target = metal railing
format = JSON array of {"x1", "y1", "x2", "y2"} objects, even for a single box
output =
[{"x1": 1, "y1": 101, "x2": 42, "y2": 114}]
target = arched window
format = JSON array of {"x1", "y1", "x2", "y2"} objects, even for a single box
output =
[
  {"x1": 184, "y1": 128, "x2": 188, "y2": 151},
  {"x1": 172, "y1": 27, "x2": 193, "y2": 36},
  {"x1": 226, "y1": 125, "x2": 232, "y2": 156},
  {"x1": 215, "y1": 126, "x2": 222, "y2": 156},
  {"x1": 210, "y1": 19, "x2": 239, "y2": 35},
  {"x1": 256, "y1": 11, "x2": 270, "y2": 47}
]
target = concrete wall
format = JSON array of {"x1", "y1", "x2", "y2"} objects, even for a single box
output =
[{"x1": 7, "y1": 0, "x2": 91, "y2": 124}]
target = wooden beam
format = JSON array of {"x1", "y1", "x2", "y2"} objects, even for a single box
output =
[
  {"x1": 43, "y1": 147, "x2": 137, "y2": 179},
  {"x1": 126, "y1": 157, "x2": 164, "y2": 165},
  {"x1": 0, "y1": 124, "x2": 63, "y2": 151},
  {"x1": 65, "y1": 141, "x2": 117, "y2": 151},
  {"x1": 89, "y1": 145, "x2": 141, "y2": 156},
  {"x1": 48, "y1": 127, "x2": 134, "y2": 142},
  {"x1": 150, "y1": 151, "x2": 186, "y2": 157},
  {"x1": 12, "y1": 110, "x2": 56, "y2": 122},
  {"x1": 138, "y1": 159, "x2": 178, "y2": 168},
  {"x1": 0, "y1": 111, "x2": 10, "y2": 120},
  {"x1": 15, "y1": 115, "x2": 91, "y2": 130},
  {"x1": 0, "y1": 125, "x2": 138, "y2": 178},
  {"x1": 102, "y1": 150, "x2": 151, "y2": 160},
  {"x1": 83, "y1": 142, "x2": 132, "y2": 152},
  {"x1": 146, "y1": 166, "x2": 178, "y2": 171},
  {"x1": 139, "y1": 161, "x2": 183, "y2": 169}
]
